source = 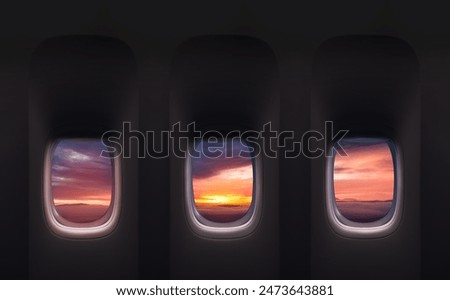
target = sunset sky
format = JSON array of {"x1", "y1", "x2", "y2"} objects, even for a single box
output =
[
  {"x1": 334, "y1": 138, "x2": 394, "y2": 202},
  {"x1": 192, "y1": 140, "x2": 253, "y2": 222},
  {"x1": 51, "y1": 139, "x2": 113, "y2": 211}
]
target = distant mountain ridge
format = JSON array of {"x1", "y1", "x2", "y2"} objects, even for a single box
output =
[{"x1": 336, "y1": 198, "x2": 393, "y2": 202}]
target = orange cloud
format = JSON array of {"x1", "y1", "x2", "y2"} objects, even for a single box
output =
[
  {"x1": 51, "y1": 139, "x2": 113, "y2": 224},
  {"x1": 54, "y1": 199, "x2": 111, "y2": 206},
  {"x1": 334, "y1": 143, "x2": 394, "y2": 201},
  {"x1": 193, "y1": 164, "x2": 253, "y2": 209}
]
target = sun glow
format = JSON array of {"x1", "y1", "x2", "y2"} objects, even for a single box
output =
[
  {"x1": 194, "y1": 194, "x2": 252, "y2": 206},
  {"x1": 192, "y1": 140, "x2": 254, "y2": 223}
]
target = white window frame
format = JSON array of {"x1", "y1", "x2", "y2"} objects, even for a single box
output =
[
  {"x1": 326, "y1": 137, "x2": 403, "y2": 238},
  {"x1": 185, "y1": 140, "x2": 262, "y2": 239},
  {"x1": 43, "y1": 138, "x2": 121, "y2": 239}
]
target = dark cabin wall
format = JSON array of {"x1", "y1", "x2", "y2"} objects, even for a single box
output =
[
  {"x1": 310, "y1": 36, "x2": 421, "y2": 279},
  {"x1": 28, "y1": 35, "x2": 139, "y2": 279},
  {"x1": 169, "y1": 35, "x2": 280, "y2": 279},
  {"x1": 0, "y1": 37, "x2": 30, "y2": 279}
]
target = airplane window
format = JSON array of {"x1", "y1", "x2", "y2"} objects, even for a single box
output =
[
  {"x1": 327, "y1": 137, "x2": 402, "y2": 237},
  {"x1": 44, "y1": 138, "x2": 120, "y2": 238},
  {"x1": 186, "y1": 138, "x2": 261, "y2": 238}
]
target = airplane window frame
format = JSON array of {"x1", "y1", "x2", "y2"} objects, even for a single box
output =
[
  {"x1": 326, "y1": 136, "x2": 403, "y2": 238},
  {"x1": 43, "y1": 137, "x2": 121, "y2": 239},
  {"x1": 185, "y1": 138, "x2": 262, "y2": 239}
]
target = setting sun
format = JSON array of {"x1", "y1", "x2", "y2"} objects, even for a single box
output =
[{"x1": 192, "y1": 140, "x2": 253, "y2": 223}]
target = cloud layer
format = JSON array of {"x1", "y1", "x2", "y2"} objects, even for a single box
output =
[
  {"x1": 191, "y1": 140, "x2": 252, "y2": 179},
  {"x1": 334, "y1": 139, "x2": 394, "y2": 201},
  {"x1": 51, "y1": 139, "x2": 113, "y2": 206}
]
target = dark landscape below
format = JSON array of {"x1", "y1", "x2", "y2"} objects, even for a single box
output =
[
  {"x1": 197, "y1": 205, "x2": 249, "y2": 223},
  {"x1": 55, "y1": 204, "x2": 109, "y2": 223},
  {"x1": 336, "y1": 200, "x2": 393, "y2": 223}
]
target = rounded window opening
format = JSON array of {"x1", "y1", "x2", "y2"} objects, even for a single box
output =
[
  {"x1": 186, "y1": 138, "x2": 262, "y2": 238},
  {"x1": 44, "y1": 138, "x2": 121, "y2": 238},
  {"x1": 326, "y1": 137, "x2": 402, "y2": 238}
]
